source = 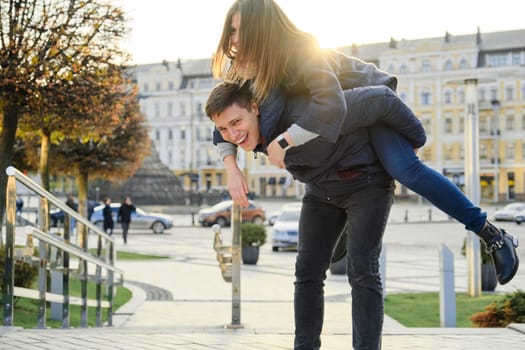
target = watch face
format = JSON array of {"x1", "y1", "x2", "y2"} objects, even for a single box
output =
[{"x1": 278, "y1": 137, "x2": 289, "y2": 149}]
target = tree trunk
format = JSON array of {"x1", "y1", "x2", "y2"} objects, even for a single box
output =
[
  {"x1": 0, "y1": 102, "x2": 20, "y2": 247},
  {"x1": 76, "y1": 169, "x2": 89, "y2": 247},
  {"x1": 39, "y1": 131, "x2": 51, "y2": 191}
]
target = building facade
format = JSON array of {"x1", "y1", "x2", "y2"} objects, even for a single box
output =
[{"x1": 134, "y1": 28, "x2": 525, "y2": 201}]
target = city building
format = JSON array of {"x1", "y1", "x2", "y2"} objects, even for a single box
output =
[{"x1": 134, "y1": 28, "x2": 525, "y2": 201}]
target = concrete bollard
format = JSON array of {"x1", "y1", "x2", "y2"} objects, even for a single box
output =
[{"x1": 439, "y1": 244, "x2": 456, "y2": 327}]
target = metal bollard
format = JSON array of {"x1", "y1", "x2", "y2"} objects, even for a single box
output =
[
  {"x1": 428, "y1": 208, "x2": 432, "y2": 221},
  {"x1": 191, "y1": 212, "x2": 195, "y2": 226}
]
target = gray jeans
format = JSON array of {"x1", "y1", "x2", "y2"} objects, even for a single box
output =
[{"x1": 294, "y1": 173, "x2": 394, "y2": 350}]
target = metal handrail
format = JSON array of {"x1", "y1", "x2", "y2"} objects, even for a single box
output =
[
  {"x1": 2, "y1": 165, "x2": 122, "y2": 329},
  {"x1": 6, "y1": 166, "x2": 111, "y2": 240}
]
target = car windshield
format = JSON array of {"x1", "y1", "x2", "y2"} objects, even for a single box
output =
[{"x1": 279, "y1": 210, "x2": 300, "y2": 221}]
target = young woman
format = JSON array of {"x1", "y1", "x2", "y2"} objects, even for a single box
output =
[{"x1": 211, "y1": 1, "x2": 519, "y2": 349}]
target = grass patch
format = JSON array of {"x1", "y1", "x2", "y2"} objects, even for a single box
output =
[
  {"x1": 3, "y1": 278, "x2": 131, "y2": 329},
  {"x1": 89, "y1": 249, "x2": 169, "y2": 260},
  {"x1": 385, "y1": 292, "x2": 506, "y2": 327}
]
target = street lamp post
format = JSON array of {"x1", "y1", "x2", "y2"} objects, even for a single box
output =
[{"x1": 491, "y1": 99, "x2": 500, "y2": 203}]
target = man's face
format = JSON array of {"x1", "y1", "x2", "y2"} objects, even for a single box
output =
[{"x1": 212, "y1": 102, "x2": 261, "y2": 152}]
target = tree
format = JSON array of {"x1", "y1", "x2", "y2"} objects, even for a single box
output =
[{"x1": 0, "y1": 0, "x2": 128, "y2": 229}]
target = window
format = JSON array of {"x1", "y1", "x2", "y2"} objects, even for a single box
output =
[
  {"x1": 458, "y1": 89, "x2": 465, "y2": 104},
  {"x1": 521, "y1": 82, "x2": 525, "y2": 99},
  {"x1": 154, "y1": 103, "x2": 160, "y2": 118},
  {"x1": 506, "y1": 85, "x2": 514, "y2": 101},
  {"x1": 480, "y1": 143, "x2": 487, "y2": 159},
  {"x1": 156, "y1": 82, "x2": 161, "y2": 91},
  {"x1": 400, "y1": 63, "x2": 407, "y2": 74},
  {"x1": 387, "y1": 64, "x2": 395, "y2": 73},
  {"x1": 506, "y1": 114, "x2": 515, "y2": 130},
  {"x1": 459, "y1": 117, "x2": 464, "y2": 133},
  {"x1": 168, "y1": 81, "x2": 174, "y2": 90},
  {"x1": 459, "y1": 58, "x2": 468, "y2": 70},
  {"x1": 487, "y1": 53, "x2": 508, "y2": 67},
  {"x1": 511, "y1": 52, "x2": 522, "y2": 66},
  {"x1": 143, "y1": 83, "x2": 149, "y2": 92},
  {"x1": 421, "y1": 91, "x2": 431, "y2": 105},
  {"x1": 168, "y1": 129, "x2": 173, "y2": 140},
  {"x1": 522, "y1": 114, "x2": 525, "y2": 130},
  {"x1": 155, "y1": 130, "x2": 160, "y2": 141},
  {"x1": 167, "y1": 102, "x2": 173, "y2": 117},
  {"x1": 445, "y1": 117, "x2": 453, "y2": 133},
  {"x1": 421, "y1": 60, "x2": 431, "y2": 73},
  {"x1": 444, "y1": 59, "x2": 453, "y2": 71},
  {"x1": 479, "y1": 88, "x2": 486, "y2": 102},
  {"x1": 181, "y1": 130, "x2": 186, "y2": 140},
  {"x1": 444, "y1": 90, "x2": 452, "y2": 104},
  {"x1": 490, "y1": 87, "x2": 498, "y2": 101},
  {"x1": 180, "y1": 102, "x2": 186, "y2": 116}
]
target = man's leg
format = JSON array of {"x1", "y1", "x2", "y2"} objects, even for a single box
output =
[
  {"x1": 294, "y1": 195, "x2": 346, "y2": 350},
  {"x1": 344, "y1": 174, "x2": 394, "y2": 350}
]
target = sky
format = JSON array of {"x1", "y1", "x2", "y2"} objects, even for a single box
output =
[{"x1": 119, "y1": 0, "x2": 525, "y2": 65}]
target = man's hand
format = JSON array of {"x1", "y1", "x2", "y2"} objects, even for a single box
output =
[
  {"x1": 267, "y1": 132, "x2": 293, "y2": 169},
  {"x1": 223, "y1": 154, "x2": 250, "y2": 207}
]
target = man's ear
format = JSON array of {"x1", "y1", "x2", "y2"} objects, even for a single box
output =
[{"x1": 251, "y1": 101, "x2": 259, "y2": 115}]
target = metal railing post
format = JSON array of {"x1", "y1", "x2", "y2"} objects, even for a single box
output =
[
  {"x1": 228, "y1": 203, "x2": 242, "y2": 328},
  {"x1": 2, "y1": 175, "x2": 16, "y2": 326}
]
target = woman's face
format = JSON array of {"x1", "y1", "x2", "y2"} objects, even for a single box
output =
[{"x1": 230, "y1": 11, "x2": 241, "y2": 52}]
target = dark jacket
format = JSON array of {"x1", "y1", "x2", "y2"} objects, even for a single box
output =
[
  {"x1": 254, "y1": 85, "x2": 426, "y2": 189},
  {"x1": 118, "y1": 203, "x2": 135, "y2": 224},
  {"x1": 103, "y1": 204, "x2": 114, "y2": 229}
]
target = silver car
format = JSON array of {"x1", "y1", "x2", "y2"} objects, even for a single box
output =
[
  {"x1": 493, "y1": 202, "x2": 525, "y2": 221},
  {"x1": 90, "y1": 203, "x2": 173, "y2": 234},
  {"x1": 271, "y1": 203, "x2": 302, "y2": 251}
]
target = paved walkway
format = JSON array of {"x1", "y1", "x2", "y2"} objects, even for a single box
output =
[{"x1": 2, "y1": 206, "x2": 525, "y2": 349}]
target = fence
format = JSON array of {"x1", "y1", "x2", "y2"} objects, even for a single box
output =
[{"x1": 2, "y1": 166, "x2": 124, "y2": 328}]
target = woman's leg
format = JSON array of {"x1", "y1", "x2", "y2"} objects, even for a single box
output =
[
  {"x1": 369, "y1": 124, "x2": 518, "y2": 284},
  {"x1": 369, "y1": 123, "x2": 486, "y2": 233}
]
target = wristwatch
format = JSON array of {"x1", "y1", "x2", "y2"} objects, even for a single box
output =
[{"x1": 277, "y1": 134, "x2": 291, "y2": 151}]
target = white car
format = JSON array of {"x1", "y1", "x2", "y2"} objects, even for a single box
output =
[
  {"x1": 271, "y1": 203, "x2": 302, "y2": 251},
  {"x1": 90, "y1": 203, "x2": 173, "y2": 234},
  {"x1": 493, "y1": 202, "x2": 525, "y2": 221},
  {"x1": 514, "y1": 208, "x2": 525, "y2": 225}
]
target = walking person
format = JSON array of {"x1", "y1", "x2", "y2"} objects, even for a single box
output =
[
  {"x1": 102, "y1": 197, "x2": 114, "y2": 236},
  {"x1": 210, "y1": 1, "x2": 518, "y2": 348},
  {"x1": 65, "y1": 193, "x2": 78, "y2": 236},
  {"x1": 117, "y1": 196, "x2": 135, "y2": 244}
]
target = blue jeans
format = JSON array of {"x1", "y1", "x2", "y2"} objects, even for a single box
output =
[
  {"x1": 295, "y1": 173, "x2": 394, "y2": 350},
  {"x1": 369, "y1": 124, "x2": 487, "y2": 234}
]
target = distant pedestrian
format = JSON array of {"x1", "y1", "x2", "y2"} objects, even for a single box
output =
[
  {"x1": 117, "y1": 196, "x2": 135, "y2": 244},
  {"x1": 65, "y1": 193, "x2": 78, "y2": 235},
  {"x1": 15, "y1": 196, "x2": 24, "y2": 215},
  {"x1": 102, "y1": 197, "x2": 114, "y2": 236}
]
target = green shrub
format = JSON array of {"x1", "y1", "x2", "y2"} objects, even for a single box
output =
[
  {"x1": 461, "y1": 238, "x2": 493, "y2": 264},
  {"x1": 0, "y1": 246, "x2": 39, "y2": 303},
  {"x1": 470, "y1": 290, "x2": 525, "y2": 327},
  {"x1": 241, "y1": 223, "x2": 266, "y2": 247}
]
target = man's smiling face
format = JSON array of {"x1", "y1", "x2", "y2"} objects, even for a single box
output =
[{"x1": 212, "y1": 101, "x2": 261, "y2": 152}]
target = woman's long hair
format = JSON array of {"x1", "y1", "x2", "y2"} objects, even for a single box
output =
[{"x1": 211, "y1": 0, "x2": 318, "y2": 103}]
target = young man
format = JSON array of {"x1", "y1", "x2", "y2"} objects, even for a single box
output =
[
  {"x1": 206, "y1": 81, "x2": 519, "y2": 350},
  {"x1": 206, "y1": 81, "x2": 424, "y2": 350}
]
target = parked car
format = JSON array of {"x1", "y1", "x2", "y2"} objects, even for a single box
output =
[
  {"x1": 197, "y1": 200, "x2": 265, "y2": 227},
  {"x1": 49, "y1": 200, "x2": 101, "y2": 227},
  {"x1": 493, "y1": 202, "x2": 525, "y2": 221},
  {"x1": 514, "y1": 208, "x2": 525, "y2": 225},
  {"x1": 90, "y1": 203, "x2": 173, "y2": 234},
  {"x1": 267, "y1": 210, "x2": 281, "y2": 226},
  {"x1": 271, "y1": 202, "x2": 302, "y2": 252}
]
